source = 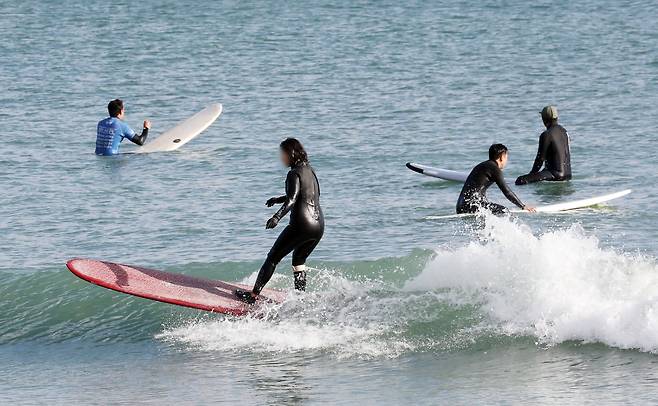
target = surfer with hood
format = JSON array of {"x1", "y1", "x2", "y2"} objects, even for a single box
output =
[
  {"x1": 235, "y1": 138, "x2": 324, "y2": 304},
  {"x1": 457, "y1": 144, "x2": 536, "y2": 214},
  {"x1": 95, "y1": 99, "x2": 150, "y2": 156},
  {"x1": 515, "y1": 105, "x2": 572, "y2": 185}
]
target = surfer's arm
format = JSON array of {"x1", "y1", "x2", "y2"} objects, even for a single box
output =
[
  {"x1": 313, "y1": 169, "x2": 321, "y2": 196},
  {"x1": 128, "y1": 127, "x2": 149, "y2": 146},
  {"x1": 266, "y1": 196, "x2": 287, "y2": 207},
  {"x1": 495, "y1": 171, "x2": 526, "y2": 209},
  {"x1": 123, "y1": 120, "x2": 150, "y2": 146},
  {"x1": 530, "y1": 132, "x2": 548, "y2": 173},
  {"x1": 273, "y1": 172, "x2": 300, "y2": 220}
]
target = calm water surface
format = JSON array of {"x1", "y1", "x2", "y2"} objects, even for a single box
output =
[{"x1": 1, "y1": 0, "x2": 658, "y2": 404}]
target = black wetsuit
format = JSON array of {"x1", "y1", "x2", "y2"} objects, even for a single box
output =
[
  {"x1": 132, "y1": 128, "x2": 149, "y2": 146},
  {"x1": 457, "y1": 160, "x2": 526, "y2": 214},
  {"x1": 516, "y1": 121, "x2": 572, "y2": 185},
  {"x1": 252, "y1": 163, "x2": 324, "y2": 295}
]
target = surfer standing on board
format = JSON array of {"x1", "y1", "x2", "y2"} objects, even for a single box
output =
[
  {"x1": 95, "y1": 99, "x2": 151, "y2": 156},
  {"x1": 457, "y1": 144, "x2": 536, "y2": 214},
  {"x1": 235, "y1": 138, "x2": 325, "y2": 304},
  {"x1": 515, "y1": 105, "x2": 572, "y2": 185}
]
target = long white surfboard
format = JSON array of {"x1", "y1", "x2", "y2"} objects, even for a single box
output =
[
  {"x1": 133, "y1": 103, "x2": 222, "y2": 153},
  {"x1": 407, "y1": 162, "x2": 515, "y2": 184},
  {"x1": 426, "y1": 189, "x2": 632, "y2": 220}
]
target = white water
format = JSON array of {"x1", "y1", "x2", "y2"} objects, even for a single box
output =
[
  {"x1": 406, "y1": 214, "x2": 658, "y2": 352},
  {"x1": 160, "y1": 214, "x2": 658, "y2": 356},
  {"x1": 158, "y1": 273, "x2": 414, "y2": 359}
]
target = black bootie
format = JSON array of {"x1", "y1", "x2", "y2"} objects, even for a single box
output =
[
  {"x1": 234, "y1": 289, "x2": 256, "y2": 304},
  {"x1": 293, "y1": 271, "x2": 306, "y2": 292}
]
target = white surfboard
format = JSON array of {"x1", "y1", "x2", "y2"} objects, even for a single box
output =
[
  {"x1": 133, "y1": 103, "x2": 222, "y2": 153},
  {"x1": 426, "y1": 189, "x2": 632, "y2": 220},
  {"x1": 407, "y1": 162, "x2": 515, "y2": 184}
]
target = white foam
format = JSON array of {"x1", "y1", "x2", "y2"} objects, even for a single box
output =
[
  {"x1": 159, "y1": 214, "x2": 658, "y2": 355},
  {"x1": 157, "y1": 271, "x2": 413, "y2": 359},
  {"x1": 406, "y1": 213, "x2": 658, "y2": 352}
]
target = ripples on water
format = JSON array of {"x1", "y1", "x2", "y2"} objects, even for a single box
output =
[{"x1": 2, "y1": 0, "x2": 658, "y2": 403}]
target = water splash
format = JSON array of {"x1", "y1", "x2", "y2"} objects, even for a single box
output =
[{"x1": 406, "y1": 213, "x2": 658, "y2": 352}]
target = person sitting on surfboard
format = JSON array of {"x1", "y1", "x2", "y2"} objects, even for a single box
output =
[
  {"x1": 235, "y1": 138, "x2": 325, "y2": 304},
  {"x1": 95, "y1": 99, "x2": 151, "y2": 156},
  {"x1": 515, "y1": 105, "x2": 572, "y2": 185},
  {"x1": 457, "y1": 144, "x2": 536, "y2": 214}
]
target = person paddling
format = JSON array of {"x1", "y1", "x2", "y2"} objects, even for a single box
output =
[
  {"x1": 236, "y1": 138, "x2": 324, "y2": 304},
  {"x1": 457, "y1": 144, "x2": 536, "y2": 214},
  {"x1": 515, "y1": 105, "x2": 572, "y2": 185},
  {"x1": 95, "y1": 99, "x2": 150, "y2": 156}
]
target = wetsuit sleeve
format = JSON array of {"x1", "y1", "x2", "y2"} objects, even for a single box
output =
[
  {"x1": 130, "y1": 128, "x2": 149, "y2": 146},
  {"x1": 530, "y1": 132, "x2": 549, "y2": 173},
  {"x1": 494, "y1": 168, "x2": 525, "y2": 209},
  {"x1": 273, "y1": 171, "x2": 300, "y2": 220},
  {"x1": 121, "y1": 121, "x2": 149, "y2": 146}
]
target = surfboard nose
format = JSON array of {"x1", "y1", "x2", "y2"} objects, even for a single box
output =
[
  {"x1": 406, "y1": 162, "x2": 424, "y2": 174},
  {"x1": 66, "y1": 258, "x2": 82, "y2": 271}
]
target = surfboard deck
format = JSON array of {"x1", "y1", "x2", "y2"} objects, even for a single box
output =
[
  {"x1": 407, "y1": 162, "x2": 516, "y2": 184},
  {"x1": 66, "y1": 258, "x2": 285, "y2": 316},
  {"x1": 425, "y1": 189, "x2": 632, "y2": 220},
  {"x1": 131, "y1": 103, "x2": 222, "y2": 154}
]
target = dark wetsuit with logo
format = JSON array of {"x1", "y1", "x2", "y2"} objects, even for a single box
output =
[
  {"x1": 457, "y1": 160, "x2": 526, "y2": 214},
  {"x1": 516, "y1": 122, "x2": 572, "y2": 185},
  {"x1": 253, "y1": 162, "x2": 324, "y2": 294}
]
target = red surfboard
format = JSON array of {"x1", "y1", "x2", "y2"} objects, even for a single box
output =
[{"x1": 66, "y1": 258, "x2": 286, "y2": 316}]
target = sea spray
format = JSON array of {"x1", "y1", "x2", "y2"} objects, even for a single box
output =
[
  {"x1": 5, "y1": 216, "x2": 656, "y2": 356},
  {"x1": 406, "y1": 213, "x2": 658, "y2": 352},
  {"x1": 157, "y1": 270, "x2": 415, "y2": 359},
  {"x1": 159, "y1": 215, "x2": 658, "y2": 356}
]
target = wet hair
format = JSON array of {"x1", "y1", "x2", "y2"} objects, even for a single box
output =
[
  {"x1": 489, "y1": 143, "x2": 508, "y2": 161},
  {"x1": 280, "y1": 138, "x2": 309, "y2": 167},
  {"x1": 108, "y1": 99, "x2": 124, "y2": 117}
]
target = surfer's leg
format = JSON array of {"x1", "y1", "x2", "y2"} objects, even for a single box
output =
[
  {"x1": 292, "y1": 265, "x2": 307, "y2": 291},
  {"x1": 481, "y1": 201, "x2": 508, "y2": 215},
  {"x1": 252, "y1": 226, "x2": 301, "y2": 295},
  {"x1": 456, "y1": 197, "x2": 478, "y2": 214},
  {"x1": 456, "y1": 204, "x2": 477, "y2": 214},
  {"x1": 290, "y1": 239, "x2": 321, "y2": 291},
  {"x1": 515, "y1": 169, "x2": 556, "y2": 185},
  {"x1": 292, "y1": 239, "x2": 321, "y2": 267}
]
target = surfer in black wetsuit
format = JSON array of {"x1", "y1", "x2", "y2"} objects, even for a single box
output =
[
  {"x1": 235, "y1": 138, "x2": 324, "y2": 304},
  {"x1": 457, "y1": 144, "x2": 536, "y2": 214},
  {"x1": 515, "y1": 105, "x2": 572, "y2": 185}
]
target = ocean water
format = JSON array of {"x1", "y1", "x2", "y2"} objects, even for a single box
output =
[{"x1": 2, "y1": 0, "x2": 658, "y2": 404}]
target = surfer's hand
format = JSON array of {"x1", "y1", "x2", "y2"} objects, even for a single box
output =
[
  {"x1": 266, "y1": 197, "x2": 279, "y2": 207},
  {"x1": 524, "y1": 206, "x2": 537, "y2": 213},
  {"x1": 143, "y1": 120, "x2": 151, "y2": 129},
  {"x1": 266, "y1": 216, "x2": 279, "y2": 229}
]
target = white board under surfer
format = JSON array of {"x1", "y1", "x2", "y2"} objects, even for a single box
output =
[{"x1": 426, "y1": 189, "x2": 632, "y2": 220}]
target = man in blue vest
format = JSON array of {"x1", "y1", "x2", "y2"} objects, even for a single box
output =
[{"x1": 95, "y1": 99, "x2": 150, "y2": 156}]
